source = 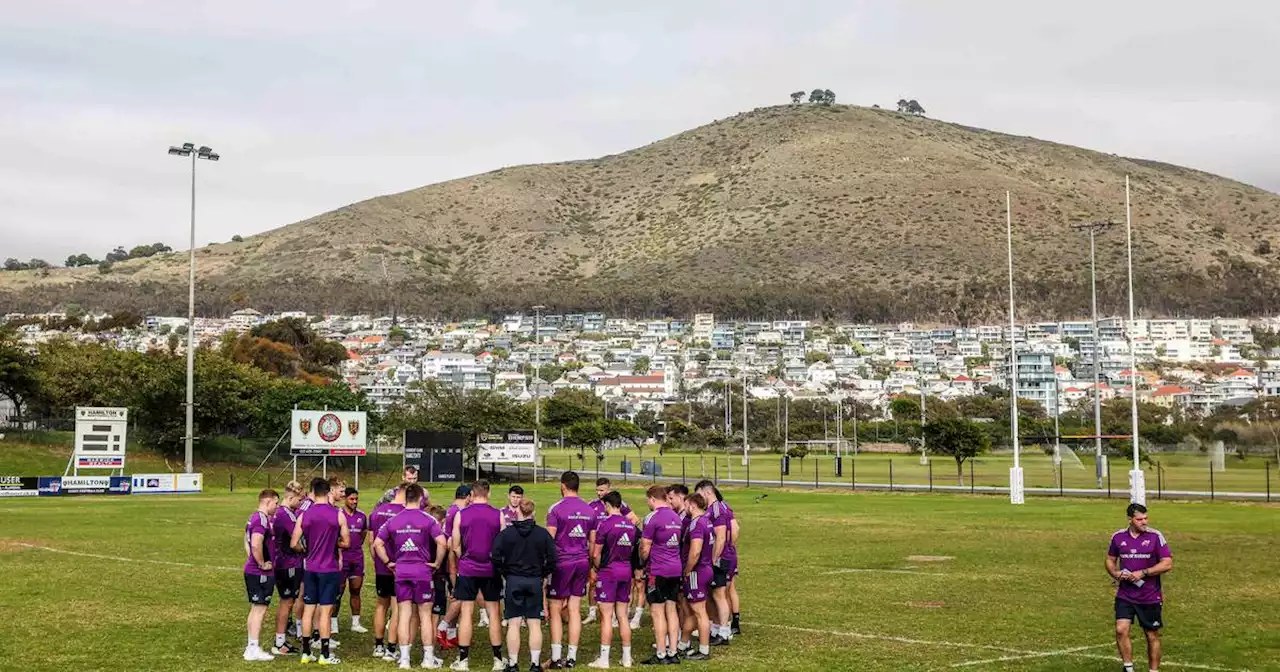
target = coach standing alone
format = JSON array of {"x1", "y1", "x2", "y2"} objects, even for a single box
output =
[{"x1": 1106, "y1": 503, "x2": 1173, "y2": 672}]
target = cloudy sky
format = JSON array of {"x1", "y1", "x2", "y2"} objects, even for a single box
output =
[{"x1": 3, "y1": 0, "x2": 1277, "y2": 262}]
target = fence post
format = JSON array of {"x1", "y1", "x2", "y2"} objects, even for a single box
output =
[
  {"x1": 779, "y1": 457, "x2": 783, "y2": 488},
  {"x1": 889, "y1": 459, "x2": 894, "y2": 492},
  {"x1": 969, "y1": 459, "x2": 975, "y2": 494},
  {"x1": 1156, "y1": 461, "x2": 1162, "y2": 500},
  {"x1": 851, "y1": 454, "x2": 855, "y2": 491},
  {"x1": 1106, "y1": 459, "x2": 1112, "y2": 498},
  {"x1": 1267, "y1": 461, "x2": 1271, "y2": 503},
  {"x1": 928, "y1": 460, "x2": 933, "y2": 492},
  {"x1": 230, "y1": 473, "x2": 234, "y2": 493},
  {"x1": 1059, "y1": 463, "x2": 1064, "y2": 497},
  {"x1": 715, "y1": 458, "x2": 719, "y2": 485},
  {"x1": 541, "y1": 455, "x2": 547, "y2": 482},
  {"x1": 814, "y1": 456, "x2": 818, "y2": 489},
  {"x1": 1209, "y1": 461, "x2": 1215, "y2": 501},
  {"x1": 746, "y1": 458, "x2": 750, "y2": 487}
]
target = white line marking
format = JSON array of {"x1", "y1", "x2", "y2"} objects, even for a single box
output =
[
  {"x1": 752, "y1": 623, "x2": 1253, "y2": 672},
  {"x1": 17, "y1": 543, "x2": 240, "y2": 572},
  {"x1": 949, "y1": 643, "x2": 1112, "y2": 667},
  {"x1": 820, "y1": 568, "x2": 949, "y2": 576}
]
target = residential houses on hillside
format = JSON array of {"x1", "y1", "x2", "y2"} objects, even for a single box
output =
[{"x1": 8, "y1": 309, "x2": 1280, "y2": 421}]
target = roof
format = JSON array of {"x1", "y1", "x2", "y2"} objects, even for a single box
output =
[{"x1": 1151, "y1": 385, "x2": 1191, "y2": 397}]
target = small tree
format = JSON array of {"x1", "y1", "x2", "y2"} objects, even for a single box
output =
[
  {"x1": 790, "y1": 91, "x2": 805, "y2": 104},
  {"x1": 632, "y1": 356, "x2": 651, "y2": 375},
  {"x1": 924, "y1": 418, "x2": 990, "y2": 484},
  {"x1": 897, "y1": 98, "x2": 910, "y2": 113},
  {"x1": 822, "y1": 89, "x2": 835, "y2": 105},
  {"x1": 908, "y1": 99, "x2": 926, "y2": 116},
  {"x1": 808, "y1": 88, "x2": 826, "y2": 104},
  {"x1": 231, "y1": 235, "x2": 244, "y2": 243}
]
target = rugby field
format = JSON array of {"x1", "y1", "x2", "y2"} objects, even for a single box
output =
[{"x1": 0, "y1": 485, "x2": 1277, "y2": 671}]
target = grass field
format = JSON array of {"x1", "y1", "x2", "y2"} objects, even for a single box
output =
[{"x1": 1, "y1": 475, "x2": 1278, "y2": 671}]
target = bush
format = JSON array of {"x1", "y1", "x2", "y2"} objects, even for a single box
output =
[
  {"x1": 97, "y1": 261, "x2": 113, "y2": 274},
  {"x1": 786, "y1": 445, "x2": 809, "y2": 459}
]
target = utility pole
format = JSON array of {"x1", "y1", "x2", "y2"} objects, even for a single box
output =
[
  {"x1": 1071, "y1": 219, "x2": 1116, "y2": 488},
  {"x1": 532, "y1": 305, "x2": 545, "y2": 438},
  {"x1": 1007, "y1": 191, "x2": 1024, "y2": 504},
  {"x1": 741, "y1": 368, "x2": 749, "y2": 465},
  {"x1": 1124, "y1": 176, "x2": 1144, "y2": 505}
]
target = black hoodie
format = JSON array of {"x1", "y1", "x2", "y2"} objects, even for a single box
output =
[{"x1": 490, "y1": 518, "x2": 557, "y2": 579}]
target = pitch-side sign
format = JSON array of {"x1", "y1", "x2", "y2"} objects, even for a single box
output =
[
  {"x1": 291, "y1": 410, "x2": 367, "y2": 456},
  {"x1": 477, "y1": 430, "x2": 537, "y2": 464},
  {"x1": 74, "y1": 407, "x2": 128, "y2": 469}
]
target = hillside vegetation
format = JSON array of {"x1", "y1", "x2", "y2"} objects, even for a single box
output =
[{"x1": 4, "y1": 104, "x2": 1280, "y2": 320}]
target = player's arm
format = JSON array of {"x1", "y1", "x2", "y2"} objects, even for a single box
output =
[
  {"x1": 373, "y1": 535, "x2": 391, "y2": 565},
  {"x1": 1142, "y1": 541, "x2": 1174, "y2": 578},
  {"x1": 450, "y1": 512, "x2": 463, "y2": 556},
  {"x1": 588, "y1": 529, "x2": 600, "y2": 569},
  {"x1": 639, "y1": 538, "x2": 653, "y2": 563},
  {"x1": 337, "y1": 510, "x2": 351, "y2": 549},
  {"x1": 624, "y1": 508, "x2": 640, "y2": 526},
  {"x1": 252, "y1": 531, "x2": 271, "y2": 571},
  {"x1": 290, "y1": 513, "x2": 305, "y2": 553},
  {"x1": 711, "y1": 523, "x2": 727, "y2": 565},
  {"x1": 684, "y1": 537, "x2": 702, "y2": 576},
  {"x1": 730, "y1": 518, "x2": 740, "y2": 545},
  {"x1": 431, "y1": 534, "x2": 447, "y2": 570}
]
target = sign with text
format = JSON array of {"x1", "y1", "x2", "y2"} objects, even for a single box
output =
[
  {"x1": 403, "y1": 431, "x2": 465, "y2": 483},
  {"x1": 131, "y1": 473, "x2": 203, "y2": 494},
  {"x1": 74, "y1": 407, "x2": 128, "y2": 470},
  {"x1": 477, "y1": 430, "x2": 537, "y2": 464},
  {"x1": 0, "y1": 476, "x2": 39, "y2": 498},
  {"x1": 290, "y1": 410, "x2": 367, "y2": 456}
]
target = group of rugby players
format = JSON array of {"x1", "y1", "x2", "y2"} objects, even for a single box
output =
[{"x1": 242, "y1": 466, "x2": 742, "y2": 670}]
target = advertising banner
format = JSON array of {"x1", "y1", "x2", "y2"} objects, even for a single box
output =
[
  {"x1": 131, "y1": 473, "x2": 204, "y2": 494},
  {"x1": 0, "y1": 476, "x2": 39, "y2": 498},
  {"x1": 61, "y1": 475, "x2": 111, "y2": 495},
  {"x1": 477, "y1": 430, "x2": 537, "y2": 463},
  {"x1": 73, "y1": 406, "x2": 128, "y2": 471},
  {"x1": 38, "y1": 477, "x2": 62, "y2": 496},
  {"x1": 290, "y1": 410, "x2": 368, "y2": 456}
]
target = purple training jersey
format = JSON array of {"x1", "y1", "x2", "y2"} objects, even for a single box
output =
[
  {"x1": 1109, "y1": 528, "x2": 1172, "y2": 605},
  {"x1": 369, "y1": 502, "x2": 404, "y2": 575},
  {"x1": 456, "y1": 502, "x2": 503, "y2": 578},
  {"x1": 343, "y1": 508, "x2": 368, "y2": 562},
  {"x1": 300, "y1": 502, "x2": 343, "y2": 573},
  {"x1": 244, "y1": 510, "x2": 273, "y2": 576},
  {"x1": 378, "y1": 508, "x2": 445, "y2": 581},
  {"x1": 444, "y1": 503, "x2": 462, "y2": 539},
  {"x1": 596, "y1": 514, "x2": 638, "y2": 582},
  {"x1": 272, "y1": 506, "x2": 303, "y2": 570},
  {"x1": 590, "y1": 498, "x2": 632, "y2": 525},
  {"x1": 642, "y1": 507, "x2": 684, "y2": 578},
  {"x1": 684, "y1": 514, "x2": 714, "y2": 570},
  {"x1": 709, "y1": 499, "x2": 737, "y2": 564},
  {"x1": 547, "y1": 496, "x2": 598, "y2": 564}
]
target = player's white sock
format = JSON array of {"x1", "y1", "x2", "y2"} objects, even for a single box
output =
[
  {"x1": 400, "y1": 645, "x2": 411, "y2": 663},
  {"x1": 248, "y1": 638, "x2": 258, "y2": 649},
  {"x1": 295, "y1": 621, "x2": 304, "y2": 637},
  {"x1": 423, "y1": 645, "x2": 434, "y2": 662},
  {"x1": 699, "y1": 644, "x2": 709, "y2": 656},
  {"x1": 678, "y1": 640, "x2": 690, "y2": 652},
  {"x1": 599, "y1": 645, "x2": 610, "y2": 661},
  {"x1": 587, "y1": 606, "x2": 598, "y2": 619},
  {"x1": 552, "y1": 644, "x2": 562, "y2": 661},
  {"x1": 568, "y1": 645, "x2": 578, "y2": 661},
  {"x1": 331, "y1": 617, "x2": 339, "y2": 633},
  {"x1": 1122, "y1": 664, "x2": 1133, "y2": 672},
  {"x1": 621, "y1": 646, "x2": 631, "y2": 661},
  {"x1": 352, "y1": 616, "x2": 361, "y2": 629},
  {"x1": 530, "y1": 649, "x2": 540, "y2": 665},
  {"x1": 275, "y1": 633, "x2": 286, "y2": 648}
]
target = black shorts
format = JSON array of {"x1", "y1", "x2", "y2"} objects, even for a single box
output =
[
  {"x1": 503, "y1": 576, "x2": 545, "y2": 621},
  {"x1": 246, "y1": 573, "x2": 276, "y2": 605},
  {"x1": 646, "y1": 575, "x2": 681, "y2": 605},
  {"x1": 710, "y1": 563, "x2": 729, "y2": 589},
  {"x1": 274, "y1": 567, "x2": 302, "y2": 600},
  {"x1": 375, "y1": 574, "x2": 396, "y2": 599},
  {"x1": 1115, "y1": 598, "x2": 1164, "y2": 631},
  {"x1": 433, "y1": 576, "x2": 450, "y2": 615},
  {"x1": 303, "y1": 571, "x2": 343, "y2": 606},
  {"x1": 455, "y1": 574, "x2": 503, "y2": 602}
]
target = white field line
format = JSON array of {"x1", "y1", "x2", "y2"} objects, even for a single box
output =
[
  {"x1": 821, "y1": 568, "x2": 952, "y2": 576},
  {"x1": 949, "y1": 643, "x2": 1113, "y2": 667},
  {"x1": 17, "y1": 543, "x2": 241, "y2": 572},
  {"x1": 752, "y1": 623, "x2": 1253, "y2": 672}
]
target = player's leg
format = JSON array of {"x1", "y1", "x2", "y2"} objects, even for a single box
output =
[
  {"x1": 728, "y1": 574, "x2": 741, "y2": 635},
  {"x1": 316, "y1": 573, "x2": 338, "y2": 663},
  {"x1": 614, "y1": 599, "x2": 632, "y2": 667},
  {"x1": 244, "y1": 574, "x2": 275, "y2": 661},
  {"x1": 418, "y1": 599, "x2": 439, "y2": 669},
  {"x1": 441, "y1": 594, "x2": 462, "y2": 648},
  {"x1": 629, "y1": 571, "x2": 645, "y2": 627},
  {"x1": 484, "y1": 579, "x2": 504, "y2": 653},
  {"x1": 663, "y1": 600, "x2": 681, "y2": 662},
  {"x1": 1115, "y1": 620, "x2": 1134, "y2": 668},
  {"x1": 565, "y1": 561, "x2": 587, "y2": 666},
  {"x1": 396, "y1": 590, "x2": 415, "y2": 667},
  {"x1": 688, "y1": 601, "x2": 710, "y2": 660},
  {"x1": 1145, "y1": 629, "x2": 1161, "y2": 671},
  {"x1": 349, "y1": 574, "x2": 366, "y2": 632},
  {"x1": 505, "y1": 617, "x2": 521, "y2": 670},
  {"x1": 594, "y1": 600, "x2": 614, "y2": 669},
  {"x1": 457, "y1": 599, "x2": 476, "y2": 667},
  {"x1": 643, "y1": 582, "x2": 669, "y2": 665},
  {"x1": 527, "y1": 617, "x2": 544, "y2": 670},
  {"x1": 548, "y1": 597, "x2": 566, "y2": 667}
]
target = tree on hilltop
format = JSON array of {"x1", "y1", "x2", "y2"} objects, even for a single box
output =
[
  {"x1": 790, "y1": 91, "x2": 805, "y2": 104},
  {"x1": 897, "y1": 98, "x2": 926, "y2": 116}
]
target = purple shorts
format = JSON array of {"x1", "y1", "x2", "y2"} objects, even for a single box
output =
[
  {"x1": 341, "y1": 557, "x2": 365, "y2": 581},
  {"x1": 726, "y1": 552, "x2": 739, "y2": 578},
  {"x1": 594, "y1": 575, "x2": 632, "y2": 604},
  {"x1": 548, "y1": 559, "x2": 589, "y2": 599},
  {"x1": 395, "y1": 578, "x2": 434, "y2": 604},
  {"x1": 683, "y1": 567, "x2": 711, "y2": 603}
]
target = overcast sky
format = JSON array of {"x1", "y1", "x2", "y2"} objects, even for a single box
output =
[{"x1": 3, "y1": 0, "x2": 1277, "y2": 262}]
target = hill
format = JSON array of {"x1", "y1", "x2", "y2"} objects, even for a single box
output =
[{"x1": 4, "y1": 103, "x2": 1280, "y2": 321}]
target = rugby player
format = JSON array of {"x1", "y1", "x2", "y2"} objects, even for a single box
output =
[
  {"x1": 678, "y1": 493, "x2": 712, "y2": 662},
  {"x1": 270, "y1": 480, "x2": 305, "y2": 655},
  {"x1": 665, "y1": 485, "x2": 691, "y2": 653},
  {"x1": 337, "y1": 487, "x2": 369, "y2": 635},
  {"x1": 502, "y1": 485, "x2": 524, "y2": 525},
  {"x1": 292, "y1": 477, "x2": 322, "y2": 638},
  {"x1": 292, "y1": 478, "x2": 351, "y2": 665},
  {"x1": 637, "y1": 485, "x2": 683, "y2": 666},
  {"x1": 587, "y1": 479, "x2": 639, "y2": 628},
  {"x1": 451, "y1": 480, "x2": 506, "y2": 671},
  {"x1": 375, "y1": 483, "x2": 448, "y2": 670},
  {"x1": 427, "y1": 505, "x2": 452, "y2": 647},
  {"x1": 1107, "y1": 503, "x2": 1173, "y2": 672},
  {"x1": 545, "y1": 472, "x2": 598, "y2": 669},
  {"x1": 436, "y1": 485, "x2": 473, "y2": 650},
  {"x1": 694, "y1": 481, "x2": 733, "y2": 645},
  {"x1": 587, "y1": 491, "x2": 636, "y2": 669},
  {"x1": 243, "y1": 488, "x2": 280, "y2": 662},
  {"x1": 325, "y1": 477, "x2": 348, "y2": 637},
  {"x1": 370, "y1": 483, "x2": 408, "y2": 661},
  {"x1": 384, "y1": 465, "x2": 421, "y2": 503},
  {"x1": 491, "y1": 497, "x2": 557, "y2": 672}
]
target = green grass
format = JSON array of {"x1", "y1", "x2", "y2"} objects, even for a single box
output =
[{"x1": 0, "y1": 470, "x2": 1277, "y2": 670}]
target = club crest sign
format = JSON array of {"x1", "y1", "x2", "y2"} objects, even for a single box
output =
[{"x1": 290, "y1": 410, "x2": 367, "y2": 456}]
